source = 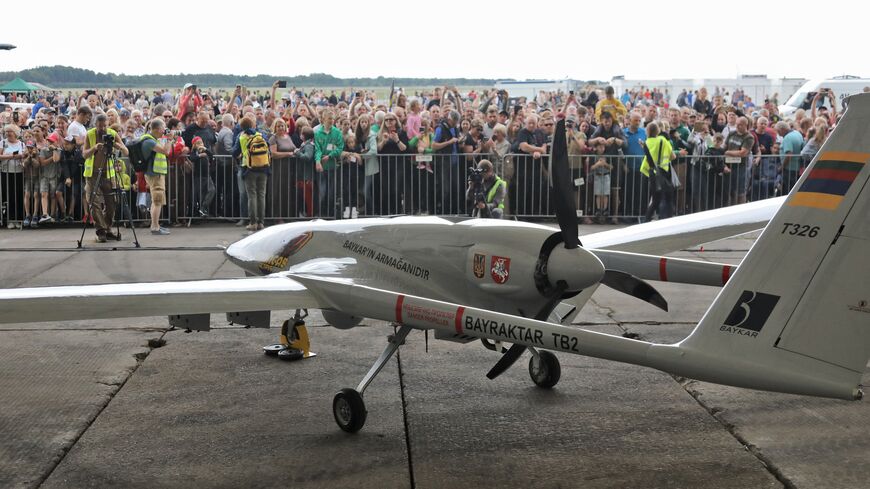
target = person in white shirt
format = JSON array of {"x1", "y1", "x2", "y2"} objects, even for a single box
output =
[{"x1": 67, "y1": 106, "x2": 91, "y2": 147}]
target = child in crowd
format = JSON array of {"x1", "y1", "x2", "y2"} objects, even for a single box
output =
[
  {"x1": 188, "y1": 136, "x2": 216, "y2": 218},
  {"x1": 340, "y1": 133, "x2": 362, "y2": 218},
  {"x1": 704, "y1": 133, "x2": 727, "y2": 208},
  {"x1": 293, "y1": 127, "x2": 316, "y2": 218},
  {"x1": 58, "y1": 137, "x2": 84, "y2": 222},
  {"x1": 589, "y1": 141, "x2": 612, "y2": 222}
]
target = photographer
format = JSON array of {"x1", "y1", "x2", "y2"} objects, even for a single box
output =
[
  {"x1": 141, "y1": 118, "x2": 173, "y2": 235},
  {"x1": 81, "y1": 114, "x2": 128, "y2": 242},
  {"x1": 465, "y1": 159, "x2": 505, "y2": 219}
]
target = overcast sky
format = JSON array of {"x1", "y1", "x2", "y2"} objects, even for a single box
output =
[{"x1": 2, "y1": 0, "x2": 865, "y2": 82}]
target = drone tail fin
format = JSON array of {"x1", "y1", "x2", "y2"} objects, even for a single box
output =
[{"x1": 648, "y1": 93, "x2": 870, "y2": 399}]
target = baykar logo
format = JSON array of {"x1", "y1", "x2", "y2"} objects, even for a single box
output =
[
  {"x1": 473, "y1": 253, "x2": 486, "y2": 279},
  {"x1": 491, "y1": 256, "x2": 511, "y2": 284},
  {"x1": 720, "y1": 290, "x2": 780, "y2": 338}
]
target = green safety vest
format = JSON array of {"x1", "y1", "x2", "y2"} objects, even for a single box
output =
[
  {"x1": 83, "y1": 128, "x2": 118, "y2": 179},
  {"x1": 141, "y1": 133, "x2": 168, "y2": 175},
  {"x1": 486, "y1": 176, "x2": 506, "y2": 209}
]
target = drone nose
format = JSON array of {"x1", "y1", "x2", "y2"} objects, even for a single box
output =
[{"x1": 546, "y1": 246, "x2": 605, "y2": 291}]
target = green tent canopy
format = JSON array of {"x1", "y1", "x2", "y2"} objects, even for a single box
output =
[{"x1": 0, "y1": 78, "x2": 39, "y2": 92}]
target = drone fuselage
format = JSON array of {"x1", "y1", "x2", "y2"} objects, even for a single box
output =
[{"x1": 225, "y1": 217, "x2": 604, "y2": 318}]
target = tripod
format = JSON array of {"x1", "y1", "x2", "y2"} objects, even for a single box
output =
[{"x1": 77, "y1": 145, "x2": 140, "y2": 248}]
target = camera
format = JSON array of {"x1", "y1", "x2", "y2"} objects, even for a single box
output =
[
  {"x1": 468, "y1": 167, "x2": 489, "y2": 217},
  {"x1": 102, "y1": 133, "x2": 114, "y2": 146},
  {"x1": 468, "y1": 166, "x2": 485, "y2": 185},
  {"x1": 277, "y1": 80, "x2": 287, "y2": 88}
]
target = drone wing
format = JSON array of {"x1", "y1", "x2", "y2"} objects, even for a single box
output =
[
  {"x1": 0, "y1": 275, "x2": 321, "y2": 324},
  {"x1": 581, "y1": 196, "x2": 785, "y2": 255}
]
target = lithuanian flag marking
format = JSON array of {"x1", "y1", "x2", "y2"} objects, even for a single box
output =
[{"x1": 787, "y1": 152, "x2": 867, "y2": 210}]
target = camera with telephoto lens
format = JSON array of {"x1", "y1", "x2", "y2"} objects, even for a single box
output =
[
  {"x1": 100, "y1": 133, "x2": 115, "y2": 157},
  {"x1": 468, "y1": 166, "x2": 486, "y2": 211}
]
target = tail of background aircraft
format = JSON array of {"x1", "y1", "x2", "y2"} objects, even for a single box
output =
[{"x1": 647, "y1": 93, "x2": 870, "y2": 399}]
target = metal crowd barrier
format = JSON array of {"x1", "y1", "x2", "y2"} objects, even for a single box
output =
[{"x1": 0, "y1": 152, "x2": 795, "y2": 228}]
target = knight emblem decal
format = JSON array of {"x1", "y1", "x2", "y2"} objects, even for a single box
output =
[{"x1": 490, "y1": 255, "x2": 511, "y2": 284}]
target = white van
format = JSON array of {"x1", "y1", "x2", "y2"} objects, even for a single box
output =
[{"x1": 779, "y1": 76, "x2": 870, "y2": 119}]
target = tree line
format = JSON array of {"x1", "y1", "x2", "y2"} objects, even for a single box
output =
[{"x1": 0, "y1": 65, "x2": 503, "y2": 88}]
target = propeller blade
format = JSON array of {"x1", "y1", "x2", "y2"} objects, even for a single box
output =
[
  {"x1": 485, "y1": 282, "x2": 569, "y2": 381},
  {"x1": 486, "y1": 343, "x2": 527, "y2": 380},
  {"x1": 601, "y1": 270, "x2": 669, "y2": 312},
  {"x1": 548, "y1": 118, "x2": 580, "y2": 249}
]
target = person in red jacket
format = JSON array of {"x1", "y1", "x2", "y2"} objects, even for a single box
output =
[{"x1": 176, "y1": 83, "x2": 203, "y2": 122}]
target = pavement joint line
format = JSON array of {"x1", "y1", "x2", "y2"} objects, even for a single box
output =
[
  {"x1": 679, "y1": 380, "x2": 795, "y2": 489},
  {"x1": 34, "y1": 329, "x2": 171, "y2": 489},
  {"x1": 573, "y1": 321, "x2": 696, "y2": 326},
  {"x1": 683, "y1": 248, "x2": 751, "y2": 253},
  {"x1": 617, "y1": 315, "x2": 795, "y2": 489},
  {"x1": 588, "y1": 298, "x2": 630, "y2": 336},
  {"x1": 395, "y1": 331, "x2": 417, "y2": 489},
  {"x1": 5, "y1": 250, "x2": 79, "y2": 288}
]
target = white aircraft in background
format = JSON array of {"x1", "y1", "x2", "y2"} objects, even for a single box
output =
[{"x1": 2, "y1": 94, "x2": 869, "y2": 434}]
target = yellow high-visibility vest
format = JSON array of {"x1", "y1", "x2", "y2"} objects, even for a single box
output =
[{"x1": 83, "y1": 128, "x2": 118, "y2": 179}]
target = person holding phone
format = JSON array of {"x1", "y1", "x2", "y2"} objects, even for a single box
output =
[
  {"x1": 176, "y1": 83, "x2": 203, "y2": 122},
  {"x1": 1, "y1": 124, "x2": 25, "y2": 228}
]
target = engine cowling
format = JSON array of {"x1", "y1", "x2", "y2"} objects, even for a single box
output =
[
  {"x1": 535, "y1": 233, "x2": 605, "y2": 297},
  {"x1": 322, "y1": 309, "x2": 364, "y2": 329}
]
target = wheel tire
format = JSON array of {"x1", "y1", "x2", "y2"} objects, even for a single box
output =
[
  {"x1": 333, "y1": 388, "x2": 367, "y2": 433},
  {"x1": 277, "y1": 347, "x2": 304, "y2": 361},
  {"x1": 262, "y1": 344, "x2": 285, "y2": 356},
  {"x1": 529, "y1": 350, "x2": 561, "y2": 388}
]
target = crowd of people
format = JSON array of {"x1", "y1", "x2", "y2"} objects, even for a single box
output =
[{"x1": 0, "y1": 80, "x2": 837, "y2": 235}]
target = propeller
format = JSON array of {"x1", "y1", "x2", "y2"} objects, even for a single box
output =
[
  {"x1": 548, "y1": 118, "x2": 580, "y2": 249},
  {"x1": 600, "y1": 270, "x2": 668, "y2": 312},
  {"x1": 548, "y1": 117, "x2": 667, "y2": 312},
  {"x1": 485, "y1": 118, "x2": 667, "y2": 381},
  {"x1": 486, "y1": 281, "x2": 567, "y2": 380}
]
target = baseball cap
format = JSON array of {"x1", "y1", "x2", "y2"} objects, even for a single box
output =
[{"x1": 183, "y1": 83, "x2": 193, "y2": 90}]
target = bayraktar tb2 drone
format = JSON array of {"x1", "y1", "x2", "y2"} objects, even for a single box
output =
[{"x1": 2, "y1": 94, "x2": 869, "y2": 433}]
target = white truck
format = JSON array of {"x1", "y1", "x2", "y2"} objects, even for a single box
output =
[{"x1": 779, "y1": 76, "x2": 870, "y2": 119}]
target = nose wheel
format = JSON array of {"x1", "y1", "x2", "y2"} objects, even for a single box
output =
[{"x1": 529, "y1": 349, "x2": 561, "y2": 388}]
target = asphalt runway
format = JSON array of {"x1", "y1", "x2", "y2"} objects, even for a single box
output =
[{"x1": 0, "y1": 224, "x2": 867, "y2": 488}]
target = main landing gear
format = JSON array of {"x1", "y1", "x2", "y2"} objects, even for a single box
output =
[
  {"x1": 528, "y1": 348, "x2": 561, "y2": 388},
  {"x1": 333, "y1": 324, "x2": 412, "y2": 433},
  {"x1": 263, "y1": 310, "x2": 316, "y2": 361}
]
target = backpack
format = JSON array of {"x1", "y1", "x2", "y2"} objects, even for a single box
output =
[
  {"x1": 246, "y1": 132, "x2": 270, "y2": 167},
  {"x1": 126, "y1": 136, "x2": 154, "y2": 173}
]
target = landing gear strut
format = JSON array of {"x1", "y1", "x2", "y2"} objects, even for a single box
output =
[{"x1": 333, "y1": 324, "x2": 412, "y2": 433}]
